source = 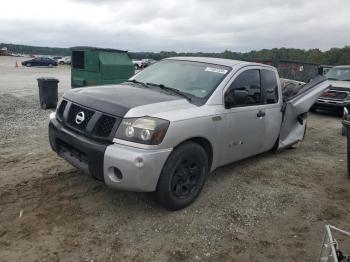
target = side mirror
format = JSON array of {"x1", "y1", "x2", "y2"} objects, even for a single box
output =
[{"x1": 225, "y1": 89, "x2": 248, "y2": 108}]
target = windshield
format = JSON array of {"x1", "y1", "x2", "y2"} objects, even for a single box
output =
[
  {"x1": 132, "y1": 60, "x2": 231, "y2": 100},
  {"x1": 326, "y1": 67, "x2": 350, "y2": 81}
]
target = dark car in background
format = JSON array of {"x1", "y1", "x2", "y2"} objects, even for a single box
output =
[{"x1": 22, "y1": 57, "x2": 58, "y2": 67}]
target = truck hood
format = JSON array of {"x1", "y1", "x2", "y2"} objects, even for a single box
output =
[
  {"x1": 329, "y1": 80, "x2": 350, "y2": 90},
  {"x1": 63, "y1": 83, "x2": 192, "y2": 117}
]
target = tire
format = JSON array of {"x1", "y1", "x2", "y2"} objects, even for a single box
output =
[
  {"x1": 155, "y1": 142, "x2": 208, "y2": 210},
  {"x1": 48, "y1": 64, "x2": 53, "y2": 68},
  {"x1": 342, "y1": 125, "x2": 346, "y2": 136},
  {"x1": 59, "y1": 61, "x2": 64, "y2": 65},
  {"x1": 26, "y1": 63, "x2": 31, "y2": 67},
  {"x1": 134, "y1": 64, "x2": 139, "y2": 70}
]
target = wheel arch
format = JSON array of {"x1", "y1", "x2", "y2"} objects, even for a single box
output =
[{"x1": 174, "y1": 137, "x2": 213, "y2": 171}]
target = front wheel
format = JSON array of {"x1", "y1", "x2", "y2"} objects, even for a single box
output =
[{"x1": 155, "y1": 142, "x2": 208, "y2": 210}]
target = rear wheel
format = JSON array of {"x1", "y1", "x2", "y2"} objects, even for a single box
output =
[
  {"x1": 26, "y1": 63, "x2": 31, "y2": 67},
  {"x1": 155, "y1": 142, "x2": 208, "y2": 210}
]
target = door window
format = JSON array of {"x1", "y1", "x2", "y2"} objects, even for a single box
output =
[
  {"x1": 261, "y1": 69, "x2": 279, "y2": 104},
  {"x1": 225, "y1": 69, "x2": 261, "y2": 108}
]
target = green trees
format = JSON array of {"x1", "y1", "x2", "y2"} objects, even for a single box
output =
[
  {"x1": 0, "y1": 43, "x2": 70, "y2": 56},
  {"x1": 130, "y1": 46, "x2": 350, "y2": 65},
  {"x1": 2, "y1": 42, "x2": 350, "y2": 65}
]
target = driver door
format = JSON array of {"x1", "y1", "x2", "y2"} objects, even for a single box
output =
[
  {"x1": 278, "y1": 76, "x2": 330, "y2": 149},
  {"x1": 221, "y1": 68, "x2": 266, "y2": 165}
]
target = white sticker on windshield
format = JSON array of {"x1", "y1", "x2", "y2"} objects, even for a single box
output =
[{"x1": 205, "y1": 67, "x2": 228, "y2": 74}]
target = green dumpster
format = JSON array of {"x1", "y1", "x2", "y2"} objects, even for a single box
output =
[{"x1": 71, "y1": 46, "x2": 134, "y2": 88}]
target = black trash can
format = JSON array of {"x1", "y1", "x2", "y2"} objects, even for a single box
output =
[
  {"x1": 343, "y1": 119, "x2": 350, "y2": 179},
  {"x1": 37, "y1": 77, "x2": 59, "y2": 109}
]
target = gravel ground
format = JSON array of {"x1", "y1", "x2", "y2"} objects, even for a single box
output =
[{"x1": 0, "y1": 56, "x2": 350, "y2": 261}]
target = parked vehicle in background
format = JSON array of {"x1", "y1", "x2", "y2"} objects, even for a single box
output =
[
  {"x1": 58, "y1": 56, "x2": 71, "y2": 65},
  {"x1": 132, "y1": 59, "x2": 144, "y2": 69},
  {"x1": 21, "y1": 57, "x2": 58, "y2": 67},
  {"x1": 312, "y1": 65, "x2": 350, "y2": 113},
  {"x1": 142, "y1": 59, "x2": 156, "y2": 68},
  {"x1": 52, "y1": 56, "x2": 63, "y2": 61},
  {"x1": 132, "y1": 59, "x2": 156, "y2": 69},
  {"x1": 10, "y1": 53, "x2": 25, "y2": 57},
  {"x1": 318, "y1": 65, "x2": 333, "y2": 76},
  {"x1": 48, "y1": 57, "x2": 329, "y2": 210}
]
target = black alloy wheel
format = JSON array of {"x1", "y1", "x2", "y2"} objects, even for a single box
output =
[
  {"x1": 156, "y1": 142, "x2": 208, "y2": 210},
  {"x1": 171, "y1": 157, "x2": 201, "y2": 198}
]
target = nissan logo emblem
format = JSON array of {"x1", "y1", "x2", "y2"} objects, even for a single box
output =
[{"x1": 75, "y1": 111, "x2": 85, "y2": 125}]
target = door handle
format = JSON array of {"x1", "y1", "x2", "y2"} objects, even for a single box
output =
[{"x1": 257, "y1": 110, "x2": 266, "y2": 118}]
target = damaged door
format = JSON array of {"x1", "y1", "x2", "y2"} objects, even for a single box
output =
[{"x1": 278, "y1": 76, "x2": 330, "y2": 149}]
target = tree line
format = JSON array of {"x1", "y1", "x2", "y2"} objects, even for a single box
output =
[{"x1": 1, "y1": 42, "x2": 350, "y2": 65}]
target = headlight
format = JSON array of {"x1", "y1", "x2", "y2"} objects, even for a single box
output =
[
  {"x1": 49, "y1": 112, "x2": 56, "y2": 120},
  {"x1": 115, "y1": 117, "x2": 170, "y2": 145}
]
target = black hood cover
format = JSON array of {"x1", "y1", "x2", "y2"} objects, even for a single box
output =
[{"x1": 63, "y1": 83, "x2": 181, "y2": 117}]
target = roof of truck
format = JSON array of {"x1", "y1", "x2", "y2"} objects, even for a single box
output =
[
  {"x1": 166, "y1": 56, "x2": 274, "y2": 69},
  {"x1": 332, "y1": 65, "x2": 350, "y2": 68}
]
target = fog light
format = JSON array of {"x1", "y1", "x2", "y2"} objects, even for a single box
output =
[{"x1": 108, "y1": 167, "x2": 123, "y2": 182}]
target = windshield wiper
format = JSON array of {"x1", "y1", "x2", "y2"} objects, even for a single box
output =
[
  {"x1": 125, "y1": 79, "x2": 149, "y2": 89},
  {"x1": 327, "y1": 77, "x2": 339, "y2": 80},
  {"x1": 146, "y1": 82, "x2": 192, "y2": 101}
]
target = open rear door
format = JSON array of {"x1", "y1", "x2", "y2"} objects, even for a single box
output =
[{"x1": 278, "y1": 76, "x2": 330, "y2": 149}]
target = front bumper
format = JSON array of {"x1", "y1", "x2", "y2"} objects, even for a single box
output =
[
  {"x1": 314, "y1": 99, "x2": 350, "y2": 109},
  {"x1": 49, "y1": 118, "x2": 172, "y2": 192},
  {"x1": 104, "y1": 144, "x2": 172, "y2": 192},
  {"x1": 49, "y1": 118, "x2": 108, "y2": 180}
]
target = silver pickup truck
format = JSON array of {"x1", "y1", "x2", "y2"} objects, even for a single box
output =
[{"x1": 49, "y1": 57, "x2": 329, "y2": 210}]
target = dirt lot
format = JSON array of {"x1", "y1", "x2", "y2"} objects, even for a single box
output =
[{"x1": 0, "y1": 56, "x2": 349, "y2": 261}]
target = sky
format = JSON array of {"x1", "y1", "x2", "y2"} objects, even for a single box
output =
[{"x1": 1, "y1": 0, "x2": 350, "y2": 52}]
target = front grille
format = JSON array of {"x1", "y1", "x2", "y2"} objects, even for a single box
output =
[
  {"x1": 56, "y1": 100, "x2": 67, "y2": 120},
  {"x1": 67, "y1": 104, "x2": 94, "y2": 131},
  {"x1": 95, "y1": 115, "x2": 117, "y2": 137},
  {"x1": 58, "y1": 101, "x2": 120, "y2": 141},
  {"x1": 320, "y1": 90, "x2": 348, "y2": 100}
]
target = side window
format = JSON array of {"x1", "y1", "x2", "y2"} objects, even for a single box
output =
[
  {"x1": 225, "y1": 69, "x2": 261, "y2": 108},
  {"x1": 261, "y1": 69, "x2": 279, "y2": 104}
]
